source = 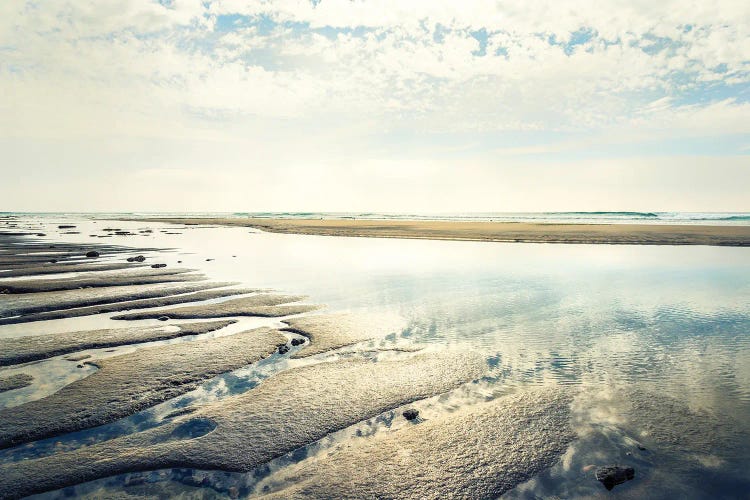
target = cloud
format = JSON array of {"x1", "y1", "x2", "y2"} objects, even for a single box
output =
[{"x1": 0, "y1": 0, "x2": 748, "y2": 210}]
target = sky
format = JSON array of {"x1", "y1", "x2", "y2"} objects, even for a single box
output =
[{"x1": 1, "y1": 0, "x2": 749, "y2": 213}]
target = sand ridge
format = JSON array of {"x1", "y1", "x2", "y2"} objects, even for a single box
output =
[
  {"x1": 0, "y1": 351, "x2": 486, "y2": 499},
  {"x1": 133, "y1": 217, "x2": 750, "y2": 246}
]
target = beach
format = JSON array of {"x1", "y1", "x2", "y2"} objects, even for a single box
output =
[
  {"x1": 131, "y1": 217, "x2": 750, "y2": 246},
  {"x1": 1, "y1": 215, "x2": 749, "y2": 498}
]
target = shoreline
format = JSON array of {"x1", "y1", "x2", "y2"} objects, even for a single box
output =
[{"x1": 120, "y1": 217, "x2": 750, "y2": 247}]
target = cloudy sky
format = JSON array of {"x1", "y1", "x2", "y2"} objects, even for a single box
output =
[{"x1": 1, "y1": 0, "x2": 749, "y2": 212}]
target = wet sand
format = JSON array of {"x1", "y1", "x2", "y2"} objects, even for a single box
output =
[
  {"x1": 127, "y1": 217, "x2": 750, "y2": 246},
  {"x1": 2, "y1": 218, "x2": 746, "y2": 497},
  {"x1": 0, "y1": 351, "x2": 485, "y2": 498}
]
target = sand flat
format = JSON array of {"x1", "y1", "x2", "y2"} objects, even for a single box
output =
[
  {"x1": 282, "y1": 313, "x2": 405, "y2": 358},
  {"x1": 0, "y1": 319, "x2": 236, "y2": 366},
  {"x1": 110, "y1": 294, "x2": 318, "y2": 320},
  {"x1": 0, "y1": 374, "x2": 33, "y2": 393},
  {"x1": 0, "y1": 287, "x2": 257, "y2": 325},
  {"x1": 0, "y1": 269, "x2": 200, "y2": 294},
  {"x1": 130, "y1": 217, "x2": 750, "y2": 246},
  {"x1": 0, "y1": 282, "x2": 236, "y2": 318},
  {"x1": 259, "y1": 386, "x2": 574, "y2": 499},
  {"x1": 0, "y1": 327, "x2": 286, "y2": 449},
  {"x1": 0, "y1": 351, "x2": 485, "y2": 499}
]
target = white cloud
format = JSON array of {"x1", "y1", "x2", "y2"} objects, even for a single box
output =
[{"x1": 0, "y1": 0, "x2": 748, "y2": 210}]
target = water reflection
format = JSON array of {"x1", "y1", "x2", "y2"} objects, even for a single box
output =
[{"x1": 2, "y1": 216, "x2": 750, "y2": 498}]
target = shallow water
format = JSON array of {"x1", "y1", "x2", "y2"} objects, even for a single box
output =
[{"x1": 2, "y1": 215, "x2": 750, "y2": 498}]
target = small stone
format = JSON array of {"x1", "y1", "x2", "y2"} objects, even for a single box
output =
[
  {"x1": 403, "y1": 408, "x2": 419, "y2": 421},
  {"x1": 157, "y1": 316, "x2": 170, "y2": 322},
  {"x1": 595, "y1": 465, "x2": 635, "y2": 491},
  {"x1": 85, "y1": 251, "x2": 100, "y2": 258},
  {"x1": 278, "y1": 344, "x2": 290, "y2": 354},
  {"x1": 151, "y1": 263, "x2": 167, "y2": 268},
  {"x1": 290, "y1": 338, "x2": 306, "y2": 346},
  {"x1": 127, "y1": 255, "x2": 146, "y2": 262}
]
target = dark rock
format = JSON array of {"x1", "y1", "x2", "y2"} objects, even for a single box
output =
[
  {"x1": 157, "y1": 316, "x2": 170, "y2": 322},
  {"x1": 595, "y1": 465, "x2": 635, "y2": 490},
  {"x1": 85, "y1": 251, "x2": 100, "y2": 258},
  {"x1": 206, "y1": 258, "x2": 214, "y2": 261},
  {"x1": 49, "y1": 259, "x2": 57, "y2": 263},
  {"x1": 403, "y1": 408, "x2": 419, "y2": 421},
  {"x1": 36, "y1": 233, "x2": 46, "y2": 236},
  {"x1": 290, "y1": 338, "x2": 306, "y2": 346},
  {"x1": 278, "y1": 344, "x2": 290, "y2": 354},
  {"x1": 58, "y1": 225, "x2": 76, "y2": 229},
  {"x1": 127, "y1": 255, "x2": 146, "y2": 262},
  {"x1": 151, "y1": 263, "x2": 167, "y2": 268}
]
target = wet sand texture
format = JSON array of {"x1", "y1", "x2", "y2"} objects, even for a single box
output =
[
  {"x1": 260, "y1": 387, "x2": 574, "y2": 499},
  {"x1": 282, "y1": 313, "x2": 405, "y2": 358},
  {"x1": 0, "y1": 287, "x2": 257, "y2": 325},
  {"x1": 136, "y1": 217, "x2": 750, "y2": 247},
  {"x1": 0, "y1": 269, "x2": 200, "y2": 293},
  {"x1": 0, "y1": 352, "x2": 485, "y2": 498},
  {"x1": 0, "y1": 320, "x2": 236, "y2": 366},
  {"x1": 0, "y1": 374, "x2": 34, "y2": 393},
  {"x1": 0, "y1": 327, "x2": 286, "y2": 449},
  {"x1": 0, "y1": 262, "x2": 145, "y2": 278},
  {"x1": 0, "y1": 282, "x2": 237, "y2": 318},
  {"x1": 111, "y1": 294, "x2": 319, "y2": 320}
]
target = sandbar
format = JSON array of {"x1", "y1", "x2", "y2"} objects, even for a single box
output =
[{"x1": 130, "y1": 217, "x2": 750, "y2": 246}]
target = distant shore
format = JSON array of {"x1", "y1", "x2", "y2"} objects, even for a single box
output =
[{"x1": 121, "y1": 217, "x2": 750, "y2": 246}]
